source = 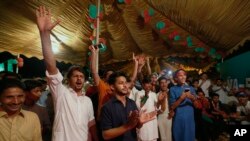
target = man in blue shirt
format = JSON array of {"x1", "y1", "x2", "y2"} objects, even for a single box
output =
[{"x1": 100, "y1": 72, "x2": 157, "y2": 141}]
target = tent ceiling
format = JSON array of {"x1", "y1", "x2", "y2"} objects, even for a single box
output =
[{"x1": 0, "y1": 0, "x2": 249, "y2": 71}]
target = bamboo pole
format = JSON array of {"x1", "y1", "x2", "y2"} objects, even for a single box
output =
[
  {"x1": 16, "y1": 54, "x2": 19, "y2": 74},
  {"x1": 95, "y1": 0, "x2": 101, "y2": 74}
]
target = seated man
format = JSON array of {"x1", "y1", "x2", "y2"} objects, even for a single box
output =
[
  {"x1": 0, "y1": 78, "x2": 42, "y2": 141},
  {"x1": 230, "y1": 92, "x2": 250, "y2": 125},
  {"x1": 209, "y1": 93, "x2": 229, "y2": 140}
]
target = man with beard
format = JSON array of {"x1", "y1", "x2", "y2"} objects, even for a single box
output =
[
  {"x1": 0, "y1": 78, "x2": 42, "y2": 141},
  {"x1": 36, "y1": 6, "x2": 98, "y2": 141},
  {"x1": 100, "y1": 72, "x2": 157, "y2": 141}
]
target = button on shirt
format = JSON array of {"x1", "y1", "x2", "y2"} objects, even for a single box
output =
[
  {"x1": 100, "y1": 96, "x2": 138, "y2": 141},
  {"x1": 46, "y1": 71, "x2": 95, "y2": 141},
  {"x1": 0, "y1": 109, "x2": 42, "y2": 141}
]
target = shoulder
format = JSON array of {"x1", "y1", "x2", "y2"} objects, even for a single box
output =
[
  {"x1": 102, "y1": 98, "x2": 114, "y2": 108},
  {"x1": 150, "y1": 91, "x2": 157, "y2": 96},
  {"x1": 170, "y1": 85, "x2": 178, "y2": 90},
  {"x1": 22, "y1": 110, "x2": 39, "y2": 120},
  {"x1": 83, "y1": 95, "x2": 92, "y2": 102},
  {"x1": 127, "y1": 97, "x2": 136, "y2": 104},
  {"x1": 247, "y1": 101, "x2": 250, "y2": 107}
]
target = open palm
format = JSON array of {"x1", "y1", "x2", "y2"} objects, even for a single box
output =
[
  {"x1": 36, "y1": 6, "x2": 60, "y2": 32},
  {"x1": 139, "y1": 110, "x2": 157, "y2": 124}
]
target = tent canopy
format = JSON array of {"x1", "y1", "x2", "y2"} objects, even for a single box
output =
[{"x1": 0, "y1": 0, "x2": 249, "y2": 72}]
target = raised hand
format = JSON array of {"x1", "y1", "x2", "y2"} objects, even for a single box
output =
[
  {"x1": 36, "y1": 6, "x2": 60, "y2": 32},
  {"x1": 89, "y1": 45, "x2": 99, "y2": 53},
  {"x1": 158, "y1": 92, "x2": 166, "y2": 103},
  {"x1": 138, "y1": 55, "x2": 146, "y2": 67},
  {"x1": 132, "y1": 53, "x2": 139, "y2": 64}
]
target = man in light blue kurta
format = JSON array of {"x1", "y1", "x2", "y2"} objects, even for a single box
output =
[{"x1": 169, "y1": 69, "x2": 197, "y2": 141}]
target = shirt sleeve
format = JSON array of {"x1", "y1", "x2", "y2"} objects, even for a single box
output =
[
  {"x1": 236, "y1": 106, "x2": 242, "y2": 113},
  {"x1": 87, "y1": 98, "x2": 96, "y2": 128},
  {"x1": 169, "y1": 87, "x2": 177, "y2": 105},
  {"x1": 100, "y1": 105, "x2": 113, "y2": 130},
  {"x1": 135, "y1": 91, "x2": 142, "y2": 109},
  {"x1": 46, "y1": 70, "x2": 64, "y2": 99}
]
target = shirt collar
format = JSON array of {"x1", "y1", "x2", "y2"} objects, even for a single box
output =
[
  {"x1": 0, "y1": 109, "x2": 25, "y2": 118},
  {"x1": 111, "y1": 96, "x2": 130, "y2": 103},
  {"x1": 67, "y1": 86, "x2": 85, "y2": 96}
]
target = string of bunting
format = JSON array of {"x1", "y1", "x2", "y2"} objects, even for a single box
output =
[{"x1": 111, "y1": 0, "x2": 224, "y2": 61}]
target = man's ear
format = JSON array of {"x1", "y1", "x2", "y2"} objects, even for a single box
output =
[{"x1": 110, "y1": 84, "x2": 115, "y2": 91}]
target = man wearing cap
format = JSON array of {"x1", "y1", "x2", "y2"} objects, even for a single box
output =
[{"x1": 231, "y1": 92, "x2": 250, "y2": 125}]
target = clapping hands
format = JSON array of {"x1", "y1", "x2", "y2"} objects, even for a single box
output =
[{"x1": 126, "y1": 109, "x2": 157, "y2": 129}]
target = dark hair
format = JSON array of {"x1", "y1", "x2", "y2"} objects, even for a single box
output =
[
  {"x1": 1, "y1": 71, "x2": 22, "y2": 80},
  {"x1": 66, "y1": 65, "x2": 84, "y2": 79},
  {"x1": 108, "y1": 72, "x2": 127, "y2": 85},
  {"x1": 173, "y1": 69, "x2": 186, "y2": 78},
  {"x1": 158, "y1": 76, "x2": 168, "y2": 83},
  {"x1": 0, "y1": 78, "x2": 25, "y2": 95},
  {"x1": 142, "y1": 76, "x2": 151, "y2": 84},
  {"x1": 216, "y1": 78, "x2": 223, "y2": 81},
  {"x1": 196, "y1": 89, "x2": 205, "y2": 95},
  {"x1": 192, "y1": 79, "x2": 199, "y2": 84},
  {"x1": 211, "y1": 93, "x2": 219, "y2": 97},
  {"x1": 24, "y1": 79, "x2": 43, "y2": 91},
  {"x1": 200, "y1": 72, "x2": 208, "y2": 77}
]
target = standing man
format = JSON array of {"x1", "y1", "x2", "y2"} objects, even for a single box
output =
[
  {"x1": 36, "y1": 6, "x2": 98, "y2": 141},
  {"x1": 0, "y1": 78, "x2": 42, "y2": 141},
  {"x1": 157, "y1": 77, "x2": 172, "y2": 141},
  {"x1": 198, "y1": 73, "x2": 211, "y2": 98},
  {"x1": 100, "y1": 72, "x2": 157, "y2": 141},
  {"x1": 169, "y1": 69, "x2": 199, "y2": 141},
  {"x1": 135, "y1": 77, "x2": 158, "y2": 141}
]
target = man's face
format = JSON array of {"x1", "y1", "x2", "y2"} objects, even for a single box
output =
[
  {"x1": 0, "y1": 87, "x2": 25, "y2": 116},
  {"x1": 192, "y1": 81, "x2": 199, "y2": 88},
  {"x1": 197, "y1": 91, "x2": 205, "y2": 99},
  {"x1": 151, "y1": 75, "x2": 158, "y2": 85},
  {"x1": 159, "y1": 79, "x2": 169, "y2": 91},
  {"x1": 143, "y1": 83, "x2": 152, "y2": 93},
  {"x1": 112, "y1": 76, "x2": 128, "y2": 96},
  {"x1": 68, "y1": 70, "x2": 85, "y2": 92},
  {"x1": 201, "y1": 74, "x2": 207, "y2": 80},
  {"x1": 238, "y1": 96, "x2": 248, "y2": 105},
  {"x1": 216, "y1": 80, "x2": 222, "y2": 86},
  {"x1": 26, "y1": 87, "x2": 42, "y2": 103},
  {"x1": 176, "y1": 70, "x2": 187, "y2": 85},
  {"x1": 212, "y1": 96, "x2": 219, "y2": 103}
]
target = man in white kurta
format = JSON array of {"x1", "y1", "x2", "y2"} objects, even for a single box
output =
[
  {"x1": 157, "y1": 77, "x2": 172, "y2": 141},
  {"x1": 199, "y1": 73, "x2": 211, "y2": 97},
  {"x1": 47, "y1": 71, "x2": 95, "y2": 141},
  {"x1": 136, "y1": 89, "x2": 158, "y2": 141},
  {"x1": 36, "y1": 6, "x2": 98, "y2": 141}
]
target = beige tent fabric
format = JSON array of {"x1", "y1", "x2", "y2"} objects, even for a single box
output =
[{"x1": 0, "y1": 0, "x2": 249, "y2": 70}]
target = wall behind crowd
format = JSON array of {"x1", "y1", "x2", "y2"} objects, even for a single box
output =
[{"x1": 221, "y1": 51, "x2": 250, "y2": 85}]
